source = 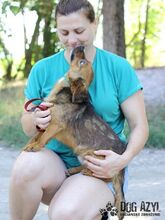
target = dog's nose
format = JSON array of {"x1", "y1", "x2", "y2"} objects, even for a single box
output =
[
  {"x1": 78, "y1": 46, "x2": 85, "y2": 52},
  {"x1": 70, "y1": 46, "x2": 85, "y2": 62}
]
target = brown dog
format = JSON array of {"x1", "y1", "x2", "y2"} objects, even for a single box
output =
[{"x1": 24, "y1": 46, "x2": 126, "y2": 220}]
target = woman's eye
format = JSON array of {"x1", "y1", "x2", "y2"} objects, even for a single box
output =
[
  {"x1": 75, "y1": 30, "x2": 84, "y2": 34},
  {"x1": 61, "y1": 31, "x2": 69, "y2": 36},
  {"x1": 79, "y1": 59, "x2": 87, "y2": 66}
]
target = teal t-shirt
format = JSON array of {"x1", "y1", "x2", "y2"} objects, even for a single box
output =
[{"x1": 25, "y1": 47, "x2": 142, "y2": 168}]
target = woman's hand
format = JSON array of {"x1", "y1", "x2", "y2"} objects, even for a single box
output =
[
  {"x1": 33, "y1": 102, "x2": 53, "y2": 130},
  {"x1": 84, "y1": 150, "x2": 127, "y2": 179}
]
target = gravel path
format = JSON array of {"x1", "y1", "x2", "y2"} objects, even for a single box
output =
[{"x1": 0, "y1": 142, "x2": 165, "y2": 220}]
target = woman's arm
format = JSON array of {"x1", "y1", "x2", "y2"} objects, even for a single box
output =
[
  {"x1": 120, "y1": 90, "x2": 149, "y2": 164},
  {"x1": 84, "y1": 90, "x2": 149, "y2": 179},
  {"x1": 21, "y1": 99, "x2": 53, "y2": 137}
]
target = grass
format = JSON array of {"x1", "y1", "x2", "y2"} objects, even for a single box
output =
[
  {"x1": 0, "y1": 81, "x2": 29, "y2": 148},
  {"x1": 124, "y1": 106, "x2": 165, "y2": 148},
  {"x1": 0, "y1": 81, "x2": 165, "y2": 149},
  {"x1": 146, "y1": 106, "x2": 165, "y2": 148}
]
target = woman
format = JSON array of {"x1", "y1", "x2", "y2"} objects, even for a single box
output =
[{"x1": 9, "y1": 0, "x2": 149, "y2": 219}]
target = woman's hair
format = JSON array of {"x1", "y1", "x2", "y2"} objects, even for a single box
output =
[{"x1": 55, "y1": 0, "x2": 95, "y2": 23}]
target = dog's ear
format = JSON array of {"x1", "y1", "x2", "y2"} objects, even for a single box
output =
[
  {"x1": 56, "y1": 87, "x2": 71, "y2": 95},
  {"x1": 54, "y1": 87, "x2": 72, "y2": 104}
]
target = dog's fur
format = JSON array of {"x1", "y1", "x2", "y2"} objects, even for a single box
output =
[{"x1": 23, "y1": 46, "x2": 126, "y2": 220}]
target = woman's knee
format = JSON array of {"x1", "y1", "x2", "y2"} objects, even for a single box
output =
[
  {"x1": 11, "y1": 151, "x2": 45, "y2": 188},
  {"x1": 11, "y1": 149, "x2": 66, "y2": 191}
]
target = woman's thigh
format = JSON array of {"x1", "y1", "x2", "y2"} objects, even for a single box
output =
[
  {"x1": 49, "y1": 173, "x2": 114, "y2": 220},
  {"x1": 11, "y1": 148, "x2": 67, "y2": 204}
]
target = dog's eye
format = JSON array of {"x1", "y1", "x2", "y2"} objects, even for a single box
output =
[{"x1": 79, "y1": 59, "x2": 87, "y2": 67}]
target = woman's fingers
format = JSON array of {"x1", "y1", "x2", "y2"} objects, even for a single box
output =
[
  {"x1": 40, "y1": 101, "x2": 54, "y2": 107},
  {"x1": 35, "y1": 109, "x2": 51, "y2": 118},
  {"x1": 84, "y1": 160, "x2": 102, "y2": 172},
  {"x1": 33, "y1": 107, "x2": 52, "y2": 129},
  {"x1": 84, "y1": 155, "x2": 104, "y2": 166}
]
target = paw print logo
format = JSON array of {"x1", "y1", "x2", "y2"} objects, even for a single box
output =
[
  {"x1": 110, "y1": 206, "x2": 118, "y2": 216},
  {"x1": 106, "y1": 202, "x2": 118, "y2": 216},
  {"x1": 100, "y1": 202, "x2": 118, "y2": 219},
  {"x1": 99, "y1": 208, "x2": 108, "y2": 220},
  {"x1": 106, "y1": 201, "x2": 113, "y2": 211}
]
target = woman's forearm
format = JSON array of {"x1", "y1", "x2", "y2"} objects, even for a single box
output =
[
  {"x1": 120, "y1": 90, "x2": 149, "y2": 167},
  {"x1": 21, "y1": 101, "x2": 53, "y2": 137},
  {"x1": 122, "y1": 123, "x2": 149, "y2": 165},
  {"x1": 21, "y1": 112, "x2": 38, "y2": 137}
]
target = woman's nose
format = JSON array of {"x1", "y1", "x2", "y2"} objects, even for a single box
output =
[{"x1": 67, "y1": 33, "x2": 78, "y2": 47}]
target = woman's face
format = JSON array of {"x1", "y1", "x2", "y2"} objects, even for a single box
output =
[{"x1": 57, "y1": 11, "x2": 97, "y2": 53}]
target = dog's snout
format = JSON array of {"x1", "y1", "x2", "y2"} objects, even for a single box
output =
[
  {"x1": 78, "y1": 46, "x2": 85, "y2": 52},
  {"x1": 71, "y1": 46, "x2": 85, "y2": 62}
]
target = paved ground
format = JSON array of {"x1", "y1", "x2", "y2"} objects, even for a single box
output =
[{"x1": 0, "y1": 141, "x2": 164, "y2": 220}]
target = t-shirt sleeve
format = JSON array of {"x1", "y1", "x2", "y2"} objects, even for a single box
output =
[
  {"x1": 24, "y1": 62, "x2": 43, "y2": 101},
  {"x1": 116, "y1": 59, "x2": 143, "y2": 104}
]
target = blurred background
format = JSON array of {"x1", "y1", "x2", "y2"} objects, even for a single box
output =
[{"x1": 0, "y1": 0, "x2": 165, "y2": 148}]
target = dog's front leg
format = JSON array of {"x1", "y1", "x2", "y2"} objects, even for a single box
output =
[
  {"x1": 23, "y1": 132, "x2": 43, "y2": 152},
  {"x1": 23, "y1": 123, "x2": 64, "y2": 152},
  {"x1": 37, "y1": 122, "x2": 64, "y2": 148}
]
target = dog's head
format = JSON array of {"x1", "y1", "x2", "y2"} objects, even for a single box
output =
[{"x1": 67, "y1": 46, "x2": 93, "y2": 103}]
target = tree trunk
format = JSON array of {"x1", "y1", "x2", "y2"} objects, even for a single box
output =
[
  {"x1": 102, "y1": 0, "x2": 126, "y2": 57},
  {"x1": 43, "y1": 18, "x2": 52, "y2": 58},
  {"x1": 0, "y1": 37, "x2": 13, "y2": 80},
  {"x1": 21, "y1": 8, "x2": 28, "y2": 58},
  {"x1": 4, "y1": 60, "x2": 13, "y2": 80},
  {"x1": 24, "y1": 15, "x2": 42, "y2": 78},
  {"x1": 140, "y1": 0, "x2": 150, "y2": 68}
]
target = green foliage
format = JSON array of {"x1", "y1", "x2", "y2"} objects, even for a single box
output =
[
  {"x1": 0, "y1": 0, "x2": 59, "y2": 79},
  {"x1": 0, "y1": 0, "x2": 165, "y2": 79},
  {"x1": 125, "y1": 0, "x2": 165, "y2": 68},
  {"x1": 0, "y1": 81, "x2": 29, "y2": 148},
  {"x1": 124, "y1": 105, "x2": 165, "y2": 148},
  {"x1": 146, "y1": 106, "x2": 165, "y2": 148}
]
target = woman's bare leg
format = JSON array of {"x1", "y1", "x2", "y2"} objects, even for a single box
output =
[
  {"x1": 9, "y1": 148, "x2": 66, "y2": 220},
  {"x1": 48, "y1": 173, "x2": 114, "y2": 220}
]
